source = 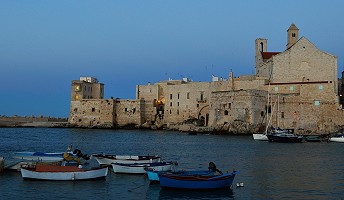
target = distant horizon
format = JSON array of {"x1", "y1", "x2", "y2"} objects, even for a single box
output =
[{"x1": 1, "y1": 0, "x2": 343, "y2": 118}]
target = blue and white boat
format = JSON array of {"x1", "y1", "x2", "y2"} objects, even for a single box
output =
[
  {"x1": 13, "y1": 152, "x2": 66, "y2": 162},
  {"x1": 146, "y1": 169, "x2": 214, "y2": 183},
  {"x1": 158, "y1": 170, "x2": 239, "y2": 189}
]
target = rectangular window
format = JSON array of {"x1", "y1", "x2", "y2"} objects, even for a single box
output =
[
  {"x1": 319, "y1": 85, "x2": 323, "y2": 90},
  {"x1": 170, "y1": 94, "x2": 173, "y2": 99},
  {"x1": 187, "y1": 92, "x2": 190, "y2": 99},
  {"x1": 200, "y1": 92, "x2": 204, "y2": 100},
  {"x1": 281, "y1": 112, "x2": 284, "y2": 118},
  {"x1": 177, "y1": 109, "x2": 179, "y2": 115},
  {"x1": 92, "y1": 108, "x2": 95, "y2": 112},
  {"x1": 274, "y1": 86, "x2": 279, "y2": 92},
  {"x1": 177, "y1": 102, "x2": 179, "y2": 107},
  {"x1": 315, "y1": 100, "x2": 320, "y2": 106},
  {"x1": 228, "y1": 103, "x2": 232, "y2": 109},
  {"x1": 197, "y1": 104, "x2": 199, "y2": 108},
  {"x1": 170, "y1": 102, "x2": 172, "y2": 107},
  {"x1": 290, "y1": 86, "x2": 294, "y2": 91},
  {"x1": 178, "y1": 93, "x2": 180, "y2": 99}
]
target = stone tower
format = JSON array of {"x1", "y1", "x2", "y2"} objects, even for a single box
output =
[
  {"x1": 70, "y1": 77, "x2": 104, "y2": 101},
  {"x1": 286, "y1": 23, "x2": 299, "y2": 49},
  {"x1": 255, "y1": 38, "x2": 267, "y2": 70}
]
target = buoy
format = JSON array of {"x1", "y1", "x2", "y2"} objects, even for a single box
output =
[{"x1": 236, "y1": 182, "x2": 244, "y2": 187}]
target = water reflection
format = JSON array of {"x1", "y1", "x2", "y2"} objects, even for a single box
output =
[{"x1": 158, "y1": 188, "x2": 234, "y2": 200}]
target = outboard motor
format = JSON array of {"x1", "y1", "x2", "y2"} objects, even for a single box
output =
[
  {"x1": 208, "y1": 162, "x2": 223, "y2": 175},
  {"x1": 73, "y1": 149, "x2": 90, "y2": 160}
]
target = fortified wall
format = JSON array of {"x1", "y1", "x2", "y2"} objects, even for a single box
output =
[{"x1": 68, "y1": 24, "x2": 344, "y2": 134}]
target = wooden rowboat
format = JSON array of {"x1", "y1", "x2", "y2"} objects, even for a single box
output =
[
  {"x1": 21, "y1": 165, "x2": 108, "y2": 180},
  {"x1": 112, "y1": 161, "x2": 174, "y2": 174},
  {"x1": 92, "y1": 154, "x2": 161, "y2": 165},
  {"x1": 159, "y1": 170, "x2": 239, "y2": 189}
]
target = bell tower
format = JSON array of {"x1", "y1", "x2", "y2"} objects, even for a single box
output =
[{"x1": 286, "y1": 23, "x2": 299, "y2": 49}]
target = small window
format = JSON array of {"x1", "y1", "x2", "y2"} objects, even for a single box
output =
[
  {"x1": 228, "y1": 103, "x2": 232, "y2": 109},
  {"x1": 125, "y1": 108, "x2": 128, "y2": 112},
  {"x1": 200, "y1": 92, "x2": 204, "y2": 100},
  {"x1": 170, "y1": 94, "x2": 172, "y2": 99},
  {"x1": 292, "y1": 33, "x2": 296, "y2": 37},
  {"x1": 281, "y1": 112, "x2": 284, "y2": 118},
  {"x1": 170, "y1": 102, "x2": 172, "y2": 107},
  {"x1": 169, "y1": 110, "x2": 172, "y2": 114},
  {"x1": 92, "y1": 108, "x2": 95, "y2": 112},
  {"x1": 178, "y1": 93, "x2": 180, "y2": 99},
  {"x1": 315, "y1": 100, "x2": 320, "y2": 106},
  {"x1": 178, "y1": 102, "x2": 180, "y2": 107},
  {"x1": 274, "y1": 86, "x2": 279, "y2": 92},
  {"x1": 261, "y1": 111, "x2": 264, "y2": 116},
  {"x1": 224, "y1": 110, "x2": 229, "y2": 115},
  {"x1": 319, "y1": 85, "x2": 323, "y2": 90},
  {"x1": 197, "y1": 104, "x2": 199, "y2": 108},
  {"x1": 177, "y1": 110, "x2": 179, "y2": 115},
  {"x1": 290, "y1": 86, "x2": 294, "y2": 91},
  {"x1": 187, "y1": 93, "x2": 190, "y2": 99}
]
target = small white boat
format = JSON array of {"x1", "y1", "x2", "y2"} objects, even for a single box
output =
[
  {"x1": 92, "y1": 154, "x2": 161, "y2": 165},
  {"x1": 329, "y1": 134, "x2": 344, "y2": 143},
  {"x1": 21, "y1": 165, "x2": 108, "y2": 180},
  {"x1": 112, "y1": 161, "x2": 174, "y2": 174},
  {"x1": 253, "y1": 133, "x2": 268, "y2": 141},
  {"x1": 13, "y1": 152, "x2": 66, "y2": 162}
]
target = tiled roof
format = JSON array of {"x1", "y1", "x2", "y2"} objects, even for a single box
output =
[{"x1": 262, "y1": 52, "x2": 280, "y2": 60}]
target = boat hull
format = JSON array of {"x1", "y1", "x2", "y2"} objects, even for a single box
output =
[
  {"x1": 159, "y1": 171, "x2": 238, "y2": 189},
  {"x1": 112, "y1": 162, "x2": 173, "y2": 174},
  {"x1": 92, "y1": 154, "x2": 161, "y2": 165},
  {"x1": 253, "y1": 133, "x2": 268, "y2": 141},
  {"x1": 329, "y1": 137, "x2": 344, "y2": 143},
  {"x1": 267, "y1": 134, "x2": 303, "y2": 143},
  {"x1": 21, "y1": 166, "x2": 108, "y2": 181},
  {"x1": 146, "y1": 170, "x2": 213, "y2": 182},
  {"x1": 13, "y1": 152, "x2": 65, "y2": 162}
]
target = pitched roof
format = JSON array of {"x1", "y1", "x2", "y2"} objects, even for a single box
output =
[
  {"x1": 262, "y1": 52, "x2": 280, "y2": 60},
  {"x1": 288, "y1": 23, "x2": 299, "y2": 31}
]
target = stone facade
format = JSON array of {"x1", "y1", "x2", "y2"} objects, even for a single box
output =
[{"x1": 68, "y1": 24, "x2": 344, "y2": 134}]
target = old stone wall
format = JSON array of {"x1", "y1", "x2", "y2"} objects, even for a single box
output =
[{"x1": 69, "y1": 99, "x2": 114, "y2": 128}]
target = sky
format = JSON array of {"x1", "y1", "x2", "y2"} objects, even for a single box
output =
[{"x1": 1, "y1": 0, "x2": 344, "y2": 118}]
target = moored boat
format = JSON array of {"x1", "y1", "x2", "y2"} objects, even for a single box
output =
[
  {"x1": 92, "y1": 154, "x2": 161, "y2": 165},
  {"x1": 158, "y1": 170, "x2": 238, "y2": 189},
  {"x1": 112, "y1": 161, "x2": 174, "y2": 174},
  {"x1": 146, "y1": 169, "x2": 214, "y2": 183},
  {"x1": 13, "y1": 152, "x2": 66, "y2": 162},
  {"x1": 253, "y1": 133, "x2": 268, "y2": 141},
  {"x1": 329, "y1": 134, "x2": 344, "y2": 143},
  {"x1": 21, "y1": 165, "x2": 108, "y2": 180},
  {"x1": 267, "y1": 133, "x2": 303, "y2": 143}
]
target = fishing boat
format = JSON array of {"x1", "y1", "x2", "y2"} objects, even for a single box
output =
[
  {"x1": 304, "y1": 135, "x2": 322, "y2": 142},
  {"x1": 158, "y1": 170, "x2": 238, "y2": 189},
  {"x1": 146, "y1": 169, "x2": 214, "y2": 183},
  {"x1": 13, "y1": 152, "x2": 66, "y2": 162},
  {"x1": 112, "y1": 161, "x2": 174, "y2": 174},
  {"x1": 328, "y1": 134, "x2": 344, "y2": 143},
  {"x1": 92, "y1": 154, "x2": 161, "y2": 165},
  {"x1": 267, "y1": 132, "x2": 303, "y2": 143},
  {"x1": 146, "y1": 162, "x2": 222, "y2": 183},
  {"x1": 21, "y1": 165, "x2": 108, "y2": 180}
]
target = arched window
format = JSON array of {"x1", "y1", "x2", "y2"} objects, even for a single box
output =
[{"x1": 260, "y1": 42, "x2": 264, "y2": 52}]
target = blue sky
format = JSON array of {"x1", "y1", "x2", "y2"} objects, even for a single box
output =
[{"x1": 1, "y1": 0, "x2": 343, "y2": 118}]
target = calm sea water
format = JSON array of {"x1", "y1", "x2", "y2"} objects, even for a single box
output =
[{"x1": 0, "y1": 128, "x2": 344, "y2": 199}]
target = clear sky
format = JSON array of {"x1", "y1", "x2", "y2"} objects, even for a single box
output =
[{"x1": 1, "y1": 0, "x2": 343, "y2": 118}]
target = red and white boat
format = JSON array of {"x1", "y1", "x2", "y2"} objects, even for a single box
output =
[{"x1": 21, "y1": 165, "x2": 108, "y2": 181}]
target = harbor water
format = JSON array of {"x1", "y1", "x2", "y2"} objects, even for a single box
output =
[{"x1": 0, "y1": 128, "x2": 344, "y2": 199}]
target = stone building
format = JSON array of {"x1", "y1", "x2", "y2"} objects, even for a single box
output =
[{"x1": 68, "y1": 24, "x2": 344, "y2": 134}]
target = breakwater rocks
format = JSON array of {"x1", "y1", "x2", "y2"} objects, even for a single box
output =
[{"x1": 0, "y1": 116, "x2": 68, "y2": 128}]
